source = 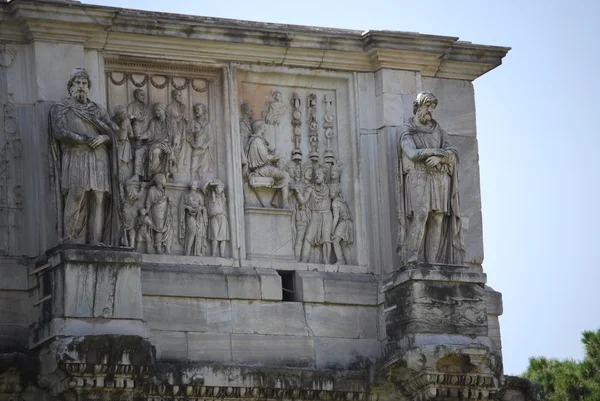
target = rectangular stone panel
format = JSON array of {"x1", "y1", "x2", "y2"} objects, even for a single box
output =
[
  {"x1": 314, "y1": 338, "x2": 381, "y2": 369},
  {"x1": 305, "y1": 304, "x2": 359, "y2": 338},
  {"x1": 323, "y1": 273, "x2": 378, "y2": 305},
  {"x1": 150, "y1": 330, "x2": 187, "y2": 362},
  {"x1": 0, "y1": 257, "x2": 28, "y2": 290},
  {"x1": 0, "y1": 290, "x2": 29, "y2": 325},
  {"x1": 143, "y1": 296, "x2": 232, "y2": 333},
  {"x1": 295, "y1": 271, "x2": 325, "y2": 302},
  {"x1": 142, "y1": 264, "x2": 229, "y2": 299},
  {"x1": 231, "y1": 301, "x2": 309, "y2": 336},
  {"x1": 188, "y1": 332, "x2": 233, "y2": 363},
  {"x1": 223, "y1": 267, "x2": 262, "y2": 300},
  {"x1": 231, "y1": 334, "x2": 315, "y2": 368}
]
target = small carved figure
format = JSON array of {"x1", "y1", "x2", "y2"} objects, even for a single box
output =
[
  {"x1": 166, "y1": 89, "x2": 188, "y2": 160},
  {"x1": 291, "y1": 167, "x2": 332, "y2": 263},
  {"x1": 49, "y1": 66, "x2": 120, "y2": 245},
  {"x1": 246, "y1": 120, "x2": 290, "y2": 208},
  {"x1": 127, "y1": 89, "x2": 150, "y2": 138},
  {"x1": 146, "y1": 173, "x2": 174, "y2": 254},
  {"x1": 120, "y1": 179, "x2": 143, "y2": 248},
  {"x1": 179, "y1": 181, "x2": 207, "y2": 256},
  {"x1": 187, "y1": 103, "x2": 214, "y2": 179},
  {"x1": 204, "y1": 180, "x2": 229, "y2": 257},
  {"x1": 397, "y1": 91, "x2": 464, "y2": 264},
  {"x1": 290, "y1": 165, "x2": 313, "y2": 260},
  {"x1": 330, "y1": 184, "x2": 353, "y2": 265},
  {"x1": 239, "y1": 103, "x2": 253, "y2": 167},
  {"x1": 263, "y1": 90, "x2": 286, "y2": 125},
  {"x1": 113, "y1": 105, "x2": 134, "y2": 181},
  {"x1": 134, "y1": 208, "x2": 153, "y2": 253},
  {"x1": 144, "y1": 103, "x2": 174, "y2": 179}
]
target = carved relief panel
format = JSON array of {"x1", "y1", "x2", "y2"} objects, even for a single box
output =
[
  {"x1": 104, "y1": 60, "x2": 231, "y2": 257},
  {"x1": 236, "y1": 68, "x2": 364, "y2": 267}
]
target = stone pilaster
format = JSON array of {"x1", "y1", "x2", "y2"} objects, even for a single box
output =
[{"x1": 378, "y1": 264, "x2": 503, "y2": 400}]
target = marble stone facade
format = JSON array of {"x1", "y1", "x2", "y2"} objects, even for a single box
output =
[{"x1": 0, "y1": 1, "x2": 540, "y2": 401}]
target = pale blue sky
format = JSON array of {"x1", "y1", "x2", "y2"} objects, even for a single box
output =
[{"x1": 87, "y1": 0, "x2": 600, "y2": 375}]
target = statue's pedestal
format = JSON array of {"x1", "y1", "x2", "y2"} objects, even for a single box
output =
[
  {"x1": 30, "y1": 245, "x2": 148, "y2": 348},
  {"x1": 244, "y1": 207, "x2": 295, "y2": 261},
  {"x1": 379, "y1": 264, "x2": 503, "y2": 401},
  {"x1": 30, "y1": 245, "x2": 154, "y2": 400}
]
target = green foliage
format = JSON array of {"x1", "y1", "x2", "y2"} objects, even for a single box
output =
[{"x1": 523, "y1": 329, "x2": 600, "y2": 401}]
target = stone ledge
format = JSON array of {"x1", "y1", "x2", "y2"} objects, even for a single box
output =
[
  {"x1": 382, "y1": 264, "x2": 487, "y2": 292},
  {"x1": 46, "y1": 244, "x2": 142, "y2": 265}
]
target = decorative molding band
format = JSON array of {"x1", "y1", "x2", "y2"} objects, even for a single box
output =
[{"x1": 104, "y1": 58, "x2": 221, "y2": 80}]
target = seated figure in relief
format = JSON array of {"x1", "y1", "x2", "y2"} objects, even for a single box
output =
[
  {"x1": 144, "y1": 103, "x2": 174, "y2": 179},
  {"x1": 245, "y1": 120, "x2": 290, "y2": 208}
]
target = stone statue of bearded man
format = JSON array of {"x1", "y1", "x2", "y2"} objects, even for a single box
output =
[
  {"x1": 49, "y1": 67, "x2": 121, "y2": 245},
  {"x1": 396, "y1": 91, "x2": 464, "y2": 265}
]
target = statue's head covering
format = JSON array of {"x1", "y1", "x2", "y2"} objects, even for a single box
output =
[
  {"x1": 412, "y1": 91, "x2": 438, "y2": 115},
  {"x1": 67, "y1": 66, "x2": 91, "y2": 93}
]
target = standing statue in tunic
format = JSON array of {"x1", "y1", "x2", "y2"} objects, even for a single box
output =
[
  {"x1": 127, "y1": 89, "x2": 150, "y2": 179},
  {"x1": 290, "y1": 166, "x2": 313, "y2": 261},
  {"x1": 179, "y1": 181, "x2": 207, "y2": 256},
  {"x1": 120, "y1": 179, "x2": 143, "y2": 248},
  {"x1": 134, "y1": 208, "x2": 153, "y2": 253},
  {"x1": 49, "y1": 67, "x2": 120, "y2": 245},
  {"x1": 291, "y1": 167, "x2": 332, "y2": 263},
  {"x1": 187, "y1": 103, "x2": 214, "y2": 179},
  {"x1": 145, "y1": 103, "x2": 174, "y2": 179},
  {"x1": 112, "y1": 105, "x2": 134, "y2": 183},
  {"x1": 146, "y1": 173, "x2": 174, "y2": 254},
  {"x1": 263, "y1": 90, "x2": 286, "y2": 125},
  {"x1": 397, "y1": 91, "x2": 464, "y2": 265},
  {"x1": 127, "y1": 89, "x2": 150, "y2": 138},
  {"x1": 330, "y1": 184, "x2": 353, "y2": 265},
  {"x1": 204, "y1": 180, "x2": 229, "y2": 258},
  {"x1": 166, "y1": 89, "x2": 188, "y2": 162}
]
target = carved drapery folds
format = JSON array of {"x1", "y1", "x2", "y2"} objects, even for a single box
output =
[
  {"x1": 240, "y1": 86, "x2": 355, "y2": 265},
  {"x1": 396, "y1": 91, "x2": 464, "y2": 266},
  {"x1": 97, "y1": 63, "x2": 231, "y2": 256}
]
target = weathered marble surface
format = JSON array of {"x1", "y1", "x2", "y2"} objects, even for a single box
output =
[{"x1": 0, "y1": 1, "x2": 521, "y2": 400}]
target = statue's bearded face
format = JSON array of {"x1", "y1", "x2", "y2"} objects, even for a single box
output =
[
  {"x1": 69, "y1": 76, "x2": 90, "y2": 102},
  {"x1": 416, "y1": 100, "x2": 436, "y2": 125},
  {"x1": 194, "y1": 105, "x2": 204, "y2": 118},
  {"x1": 315, "y1": 170, "x2": 325, "y2": 184},
  {"x1": 173, "y1": 91, "x2": 182, "y2": 102}
]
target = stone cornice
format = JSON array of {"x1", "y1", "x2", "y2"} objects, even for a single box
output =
[{"x1": 1, "y1": 0, "x2": 509, "y2": 79}]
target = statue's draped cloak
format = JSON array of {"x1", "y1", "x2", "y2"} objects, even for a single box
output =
[
  {"x1": 396, "y1": 118, "x2": 464, "y2": 264},
  {"x1": 49, "y1": 97, "x2": 121, "y2": 245}
]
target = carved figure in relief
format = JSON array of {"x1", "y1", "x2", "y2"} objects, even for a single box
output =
[
  {"x1": 134, "y1": 208, "x2": 153, "y2": 253},
  {"x1": 166, "y1": 89, "x2": 188, "y2": 161},
  {"x1": 204, "y1": 180, "x2": 229, "y2": 257},
  {"x1": 49, "y1": 67, "x2": 120, "y2": 245},
  {"x1": 179, "y1": 181, "x2": 207, "y2": 256},
  {"x1": 127, "y1": 89, "x2": 150, "y2": 138},
  {"x1": 397, "y1": 91, "x2": 464, "y2": 265},
  {"x1": 120, "y1": 179, "x2": 143, "y2": 248},
  {"x1": 144, "y1": 103, "x2": 174, "y2": 179},
  {"x1": 146, "y1": 173, "x2": 174, "y2": 254},
  {"x1": 246, "y1": 120, "x2": 290, "y2": 208},
  {"x1": 292, "y1": 167, "x2": 332, "y2": 263},
  {"x1": 263, "y1": 90, "x2": 286, "y2": 125},
  {"x1": 330, "y1": 185, "x2": 353, "y2": 265},
  {"x1": 239, "y1": 103, "x2": 254, "y2": 167},
  {"x1": 290, "y1": 165, "x2": 313, "y2": 261},
  {"x1": 187, "y1": 103, "x2": 214, "y2": 179},
  {"x1": 112, "y1": 105, "x2": 134, "y2": 182}
]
